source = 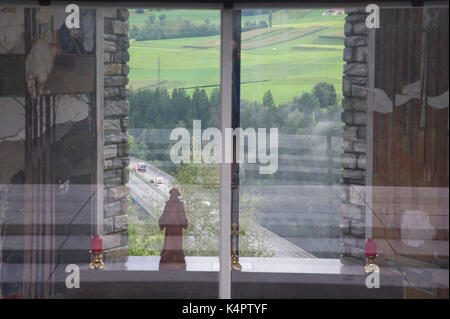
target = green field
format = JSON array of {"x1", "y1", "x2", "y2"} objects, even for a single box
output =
[{"x1": 128, "y1": 9, "x2": 345, "y2": 104}]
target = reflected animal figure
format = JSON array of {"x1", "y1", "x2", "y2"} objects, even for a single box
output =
[
  {"x1": 0, "y1": 8, "x2": 24, "y2": 53},
  {"x1": 25, "y1": 32, "x2": 61, "y2": 98}
]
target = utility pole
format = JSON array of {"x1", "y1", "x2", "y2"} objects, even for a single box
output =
[{"x1": 157, "y1": 56, "x2": 160, "y2": 88}]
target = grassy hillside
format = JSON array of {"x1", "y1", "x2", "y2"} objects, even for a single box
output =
[{"x1": 128, "y1": 9, "x2": 345, "y2": 104}]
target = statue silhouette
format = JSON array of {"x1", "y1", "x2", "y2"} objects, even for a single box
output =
[{"x1": 159, "y1": 188, "x2": 188, "y2": 270}]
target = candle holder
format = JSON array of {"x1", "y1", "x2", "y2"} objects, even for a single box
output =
[
  {"x1": 364, "y1": 238, "x2": 378, "y2": 274},
  {"x1": 89, "y1": 234, "x2": 104, "y2": 270},
  {"x1": 364, "y1": 255, "x2": 378, "y2": 274},
  {"x1": 89, "y1": 250, "x2": 104, "y2": 270}
]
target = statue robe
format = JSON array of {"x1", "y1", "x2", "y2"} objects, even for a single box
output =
[{"x1": 159, "y1": 197, "x2": 188, "y2": 270}]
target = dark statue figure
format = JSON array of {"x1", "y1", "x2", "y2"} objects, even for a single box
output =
[{"x1": 159, "y1": 188, "x2": 188, "y2": 270}]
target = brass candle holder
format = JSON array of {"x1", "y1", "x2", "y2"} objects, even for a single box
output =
[
  {"x1": 231, "y1": 244, "x2": 242, "y2": 271},
  {"x1": 89, "y1": 250, "x2": 104, "y2": 270},
  {"x1": 364, "y1": 255, "x2": 378, "y2": 274}
]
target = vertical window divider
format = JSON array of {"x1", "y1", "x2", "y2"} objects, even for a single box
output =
[{"x1": 219, "y1": 8, "x2": 233, "y2": 300}]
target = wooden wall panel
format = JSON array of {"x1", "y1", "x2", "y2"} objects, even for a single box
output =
[{"x1": 372, "y1": 8, "x2": 449, "y2": 268}]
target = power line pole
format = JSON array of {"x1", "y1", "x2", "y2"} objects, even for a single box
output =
[{"x1": 157, "y1": 56, "x2": 160, "y2": 88}]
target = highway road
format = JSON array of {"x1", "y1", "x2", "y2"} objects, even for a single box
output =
[{"x1": 127, "y1": 157, "x2": 316, "y2": 258}]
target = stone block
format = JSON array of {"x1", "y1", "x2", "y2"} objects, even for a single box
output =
[
  {"x1": 120, "y1": 88, "x2": 129, "y2": 98},
  {"x1": 342, "y1": 139, "x2": 354, "y2": 152},
  {"x1": 105, "y1": 76, "x2": 129, "y2": 87},
  {"x1": 104, "y1": 119, "x2": 121, "y2": 130},
  {"x1": 107, "y1": 185, "x2": 130, "y2": 201},
  {"x1": 104, "y1": 34, "x2": 118, "y2": 41},
  {"x1": 350, "y1": 219, "x2": 366, "y2": 238},
  {"x1": 104, "y1": 40, "x2": 116, "y2": 52},
  {"x1": 117, "y1": 143, "x2": 130, "y2": 157},
  {"x1": 342, "y1": 77, "x2": 353, "y2": 97},
  {"x1": 104, "y1": 52, "x2": 111, "y2": 64},
  {"x1": 112, "y1": 20, "x2": 129, "y2": 35},
  {"x1": 103, "y1": 233, "x2": 122, "y2": 250},
  {"x1": 353, "y1": 22, "x2": 368, "y2": 35},
  {"x1": 105, "y1": 158, "x2": 129, "y2": 170},
  {"x1": 122, "y1": 169, "x2": 129, "y2": 184},
  {"x1": 104, "y1": 176, "x2": 122, "y2": 186},
  {"x1": 114, "y1": 214, "x2": 129, "y2": 232},
  {"x1": 104, "y1": 144, "x2": 118, "y2": 160},
  {"x1": 117, "y1": 36, "x2": 130, "y2": 50},
  {"x1": 342, "y1": 169, "x2": 364, "y2": 180},
  {"x1": 341, "y1": 111, "x2": 354, "y2": 124},
  {"x1": 350, "y1": 185, "x2": 366, "y2": 206},
  {"x1": 104, "y1": 217, "x2": 114, "y2": 233},
  {"x1": 105, "y1": 130, "x2": 126, "y2": 145},
  {"x1": 343, "y1": 47, "x2": 353, "y2": 62},
  {"x1": 344, "y1": 63, "x2": 368, "y2": 77},
  {"x1": 357, "y1": 154, "x2": 366, "y2": 169},
  {"x1": 344, "y1": 36, "x2": 367, "y2": 47},
  {"x1": 104, "y1": 8, "x2": 117, "y2": 19},
  {"x1": 358, "y1": 126, "x2": 366, "y2": 139},
  {"x1": 104, "y1": 87, "x2": 120, "y2": 99},
  {"x1": 104, "y1": 99, "x2": 130, "y2": 118},
  {"x1": 355, "y1": 46, "x2": 368, "y2": 62},
  {"x1": 114, "y1": 51, "x2": 130, "y2": 63},
  {"x1": 104, "y1": 201, "x2": 123, "y2": 217},
  {"x1": 344, "y1": 22, "x2": 353, "y2": 35},
  {"x1": 354, "y1": 142, "x2": 366, "y2": 153},
  {"x1": 341, "y1": 153, "x2": 358, "y2": 169},
  {"x1": 342, "y1": 126, "x2": 358, "y2": 140},
  {"x1": 352, "y1": 85, "x2": 368, "y2": 98},
  {"x1": 340, "y1": 220, "x2": 351, "y2": 235},
  {"x1": 104, "y1": 63, "x2": 123, "y2": 76},
  {"x1": 104, "y1": 169, "x2": 122, "y2": 180},
  {"x1": 354, "y1": 112, "x2": 366, "y2": 125},
  {"x1": 118, "y1": 9, "x2": 130, "y2": 21},
  {"x1": 345, "y1": 14, "x2": 366, "y2": 23}
]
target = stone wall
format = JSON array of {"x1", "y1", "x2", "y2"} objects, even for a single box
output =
[
  {"x1": 340, "y1": 8, "x2": 369, "y2": 264},
  {"x1": 102, "y1": 8, "x2": 130, "y2": 262},
  {"x1": 0, "y1": 187, "x2": 7, "y2": 297}
]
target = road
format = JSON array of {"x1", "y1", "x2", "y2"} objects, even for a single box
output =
[{"x1": 127, "y1": 157, "x2": 315, "y2": 258}]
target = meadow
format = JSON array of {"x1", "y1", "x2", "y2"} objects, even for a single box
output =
[{"x1": 128, "y1": 9, "x2": 345, "y2": 105}]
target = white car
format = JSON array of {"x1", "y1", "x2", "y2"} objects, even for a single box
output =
[{"x1": 156, "y1": 177, "x2": 163, "y2": 184}]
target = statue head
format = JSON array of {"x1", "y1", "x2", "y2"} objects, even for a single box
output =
[{"x1": 169, "y1": 188, "x2": 181, "y2": 200}]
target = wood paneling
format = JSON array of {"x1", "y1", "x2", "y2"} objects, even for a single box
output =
[
  {"x1": 0, "y1": 55, "x2": 95, "y2": 97},
  {"x1": 372, "y1": 8, "x2": 449, "y2": 266}
]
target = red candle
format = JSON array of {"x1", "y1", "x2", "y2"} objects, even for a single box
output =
[
  {"x1": 365, "y1": 238, "x2": 377, "y2": 257},
  {"x1": 91, "y1": 234, "x2": 103, "y2": 253}
]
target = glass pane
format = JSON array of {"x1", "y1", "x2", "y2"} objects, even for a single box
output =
[
  {"x1": 232, "y1": 7, "x2": 448, "y2": 299},
  {"x1": 0, "y1": 6, "x2": 222, "y2": 299}
]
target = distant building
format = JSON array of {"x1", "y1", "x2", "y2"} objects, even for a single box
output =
[{"x1": 322, "y1": 9, "x2": 345, "y2": 16}]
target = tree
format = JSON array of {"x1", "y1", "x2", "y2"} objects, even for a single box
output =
[
  {"x1": 258, "y1": 20, "x2": 268, "y2": 29},
  {"x1": 312, "y1": 82, "x2": 337, "y2": 109},
  {"x1": 176, "y1": 154, "x2": 271, "y2": 257},
  {"x1": 296, "y1": 92, "x2": 320, "y2": 121},
  {"x1": 147, "y1": 14, "x2": 156, "y2": 25},
  {"x1": 262, "y1": 90, "x2": 275, "y2": 108},
  {"x1": 159, "y1": 14, "x2": 167, "y2": 22},
  {"x1": 130, "y1": 25, "x2": 138, "y2": 39}
]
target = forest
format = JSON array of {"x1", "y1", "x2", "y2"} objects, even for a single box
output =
[
  {"x1": 129, "y1": 82, "x2": 340, "y2": 132},
  {"x1": 128, "y1": 82, "x2": 341, "y2": 178}
]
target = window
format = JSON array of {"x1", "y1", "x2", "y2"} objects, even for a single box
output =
[{"x1": 0, "y1": 3, "x2": 448, "y2": 299}]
